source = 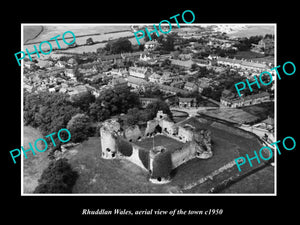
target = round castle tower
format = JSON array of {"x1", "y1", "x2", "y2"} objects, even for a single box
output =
[{"x1": 100, "y1": 119, "x2": 121, "y2": 159}]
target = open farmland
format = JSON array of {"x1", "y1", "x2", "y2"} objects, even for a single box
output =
[
  {"x1": 23, "y1": 26, "x2": 43, "y2": 44},
  {"x1": 25, "y1": 25, "x2": 131, "y2": 44},
  {"x1": 23, "y1": 25, "x2": 135, "y2": 54}
]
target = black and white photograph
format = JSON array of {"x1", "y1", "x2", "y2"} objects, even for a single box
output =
[
  {"x1": 4, "y1": 4, "x2": 298, "y2": 223},
  {"x1": 21, "y1": 23, "x2": 276, "y2": 195}
]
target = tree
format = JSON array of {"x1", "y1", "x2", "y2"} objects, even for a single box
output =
[
  {"x1": 158, "y1": 34, "x2": 175, "y2": 52},
  {"x1": 34, "y1": 158, "x2": 78, "y2": 193},
  {"x1": 105, "y1": 38, "x2": 132, "y2": 54},
  {"x1": 140, "y1": 82, "x2": 163, "y2": 98},
  {"x1": 67, "y1": 113, "x2": 90, "y2": 143},
  {"x1": 86, "y1": 37, "x2": 94, "y2": 45},
  {"x1": 71, "y1": 91, "x2": 95, "y2": 112},
  {"x1": 145, "y1": 100, "x2": 173, "y2": 120},
  {"x1": 24, "y1": 91, "x2": 81, "y2": 144},
  {"x1": 88, "y1": 87, "x2": 140, "y2": 122}
]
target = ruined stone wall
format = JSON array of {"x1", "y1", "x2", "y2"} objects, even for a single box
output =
[
  {"x1": 99, "y1": 112, "x2": 214, "y2": 183},
  {"x1": 177, "y1": 126, "x2": 194, "y2": 142},
  {"x1": 100, "y1": 128, "x2": 119, "y2": 159},
  {"x1": 160, "y1": 119, "x2": 178, "y2": 136},
  {"x1": 144, "y1": 119, "x2": 159, "y2": 137},
  {"x1": 171, "y1": 142, "x2": 197, "y2": 169},
  {"x1": 124, "y1": 125, "x2": 143, "y2": 142}
]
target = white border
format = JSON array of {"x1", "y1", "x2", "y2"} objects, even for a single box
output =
[{"x1": 21, "y1": 23, "x2": 277, "y2": 196}]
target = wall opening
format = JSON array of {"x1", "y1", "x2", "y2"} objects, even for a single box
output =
[
  {"x1": 106, "y1": 148, "x2": 111, "y2": 152},
  {"x1": 154, "y1": 125, "x2": 162, "y2": 134}
]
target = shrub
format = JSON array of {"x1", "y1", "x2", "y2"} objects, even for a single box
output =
[
  {"x1": 34, "y1": 158, "x2": 79, "y2": 193},
  {"x1": 67, "y1": 113, "x2": 90, "y2": 143}
]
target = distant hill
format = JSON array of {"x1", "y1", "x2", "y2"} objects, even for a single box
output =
[{"x1": 226, "y1": 25, "x2": 275, "y2": 38}]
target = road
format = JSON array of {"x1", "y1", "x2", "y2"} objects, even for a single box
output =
[{"x1": 170, "y1": 106, "x2": 219, "y2": 117}]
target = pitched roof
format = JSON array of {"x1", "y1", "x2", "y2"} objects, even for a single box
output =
[
  {"x1": 178, "y1": 97, "x2": 196, "y2": 102},
  {"x1": 126, "y1": 76, "x2": 148, "y2": 85}
]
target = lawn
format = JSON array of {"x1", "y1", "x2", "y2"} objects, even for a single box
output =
[
  {"x1": 200, "y1": 108, "x2": 260, "y2": 124},
  {"x1": 220, "y1": 165, "x2": 274, "y2": 193},
  {"x1": 241, "y1": 102, "x2": 274, "y2": 121},
  {"x1": 233, "y1": 51, "x2": 265, "y2": 59},
  {"x1": 133, "y1": 135, "x2": 184, "y2": 153}
]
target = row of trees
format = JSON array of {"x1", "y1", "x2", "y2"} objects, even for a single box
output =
[{"x1": 121, "y1": 100, "x2": 173, "y2": 127}]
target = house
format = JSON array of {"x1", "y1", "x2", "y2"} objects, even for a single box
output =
[
  {"x1": 251, "y1": 37, "x2": 274, "y2": 54},
  {"x1": 64, "y1": 68, "x2": 77, "y2": 80},
  {"x1": 197, "y1": 78, "x2": 211, "y2": 93},
  {"x1": 178, "y1": 53, "x2": 192, "y2": 61},
  {"x1": 55, "y1": 60, "x2": 67, "y2": 68},
  {"x1": 128, "y1": 66, "x2": 152, "y2": 79},
  {"x1": 110, "y1": 77, "x2": 128, "y2": 89},
  {"x1": 67, "y1": 85, "x2": 90, "y2": 101},
  {"x1": 126, "y1": 76, "x2": 148, "y2": 90},
  {"x1": 170, "y1": 81, "x2": 185, "y2": 89},
  {"x1": 148, "y1": 73, "x2": 162, "y2": 83},
  {"x1": 24, "y1": 61, "x2": 36, "y2": 69},
  {"x1": 178, "y1": 98, "x2": 197, "y2": 108},
  {"x1": 184, "y1": 82, "x2": 198, "y2": 92},
  {"x1": 216, "y1": 57, "x2": 269, "y2": 73},
  {"x1": 144, "y1": 40, "x2": 159, "y2": 51},
  {"x1": 220, "y1": 92, "x2": 271, "y2": 108},
  {"x1": 110, "y1": 68, "x2": 128, "y2": 77},
  {"x1": 170, "y1": 59, "x2": 194, "y2": 69},
  {"x1": 159, "y1": 72, "x2": 173, "y2": 85},
  {"x1": 158, "y1": 84, "x2": 189, "y2": 95},
  {"x1": 139, "y1": 97, "x2": 159, "y2": 108}
]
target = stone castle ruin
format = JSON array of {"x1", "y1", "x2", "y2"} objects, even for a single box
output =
[{"x1": 100, "y1": 111, "x2": 213, "y2": 183}]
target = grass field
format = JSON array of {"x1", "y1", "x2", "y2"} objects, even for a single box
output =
[
  {"x1": 23, "y1": 26, "x2": 43, "y2": 44},
  {"x1": 23, "y1": 126, "x2": 50, "y2": 193},
  {"x1": 220, "y1": 165, "x2": 274, "y2": 193},
  {"x1": 133, "y1": 135, "x2": 184, "y2": 153},
  {"x1": 24, "y1": 25, "x2": 131, "y2": 44},
  {"x1": 200, "y1": 108, "x2": 260, "y2": 124},
  {"x1": 241, "y1": 102, "x2": 274, "y2": 121},
  {"x1": 23, "y1": 25, "x2": 135, "y2": 55}
]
